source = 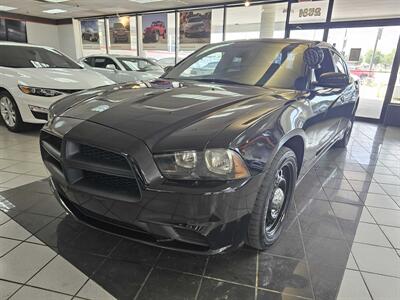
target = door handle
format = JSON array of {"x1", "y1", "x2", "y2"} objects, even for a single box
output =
[{"x1": 339, "y1": 96, "x2": 345, "y2": 103}]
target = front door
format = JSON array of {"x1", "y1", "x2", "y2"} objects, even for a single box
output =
[{"x1": 328, "y1": 26, "x2": 400, "y2": 119}]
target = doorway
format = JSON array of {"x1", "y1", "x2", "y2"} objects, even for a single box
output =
[{"x1": 327, "y1": 26, "x2": 400, "y2": 119}]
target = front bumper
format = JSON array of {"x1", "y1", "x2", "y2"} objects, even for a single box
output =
[
  {"x1": 12, "y1": 90, "x2": 64, "y2": 124},
  {"x1": 41, "y1": 119, "x2": 262, "y2": 254}
]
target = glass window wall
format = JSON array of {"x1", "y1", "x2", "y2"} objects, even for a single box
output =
[
  {"x1": 289, "y1": 0, "x2": 329, "y2": 24},
  {"x1": 328, "y1": 26, "x2": 400, "y2": 118},
  {"x1": 140, "y1": 13, "x2": 176, "y2": 66},
  {"x1": 106, "y1": 16, "x2": 138, "y2": 56},
  {"x1": 225, "y1": 3, "x2": 287, "y2": 41},
  {"x1": 177, "y1": 8, "x2": 224, "y2": 62},
  {"x1": 332, "y1": 0, "x2": 400, "y2": 22},
  {"x1": 81, "y1": 19, "x2": 107, "y2": 57}
]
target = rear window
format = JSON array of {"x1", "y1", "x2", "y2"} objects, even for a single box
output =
[{"x1": 0, "y1": 45, "x2": 82, "y2": 69}]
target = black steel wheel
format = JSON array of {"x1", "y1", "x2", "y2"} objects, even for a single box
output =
[
  {"x1": 335, "y1": 119, "x2": 354, "y2": 148},
  {"x1": 247, "y1": 146, "x2": 297, "y2": 250}
]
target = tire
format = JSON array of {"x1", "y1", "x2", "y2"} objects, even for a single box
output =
[
  {"x1": 0, "y1": 90, "x2": 27, "y2": 132},
  {"x1": 154, "y1": 31, "x2": 159, "y2": 42},
  {"x1": 246, "y1": 147, "x2": 298, "y2": 250},
  {"x1": 334, "y1": 119, "x2": 354, "y2": 148}
]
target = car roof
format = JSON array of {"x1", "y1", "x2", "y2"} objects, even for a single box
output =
[
  {"x1": 213, "y1": 38, "x2": 328, "y2": 47},
  {"x1": 0, "y1": 41, "x2": 55, "y2": 50},
  {"x1": 82, "y1": 54, "x2": 150, "y2": 60}
]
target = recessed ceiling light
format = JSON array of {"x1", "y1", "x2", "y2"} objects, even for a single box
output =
[
  {"x1": 42, "y1": 8, "x2": 67, "y2": 14},
  {"x1": 0, "y1": 5, "x2": 17, "y2": 11},
  {"x1": 43, "y1": 0, "x2": 69, "y2": 3}
]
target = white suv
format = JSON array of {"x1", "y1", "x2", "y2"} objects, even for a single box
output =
[{"x1": 0, "y1": 42, "x2": 115, "y2": 132}]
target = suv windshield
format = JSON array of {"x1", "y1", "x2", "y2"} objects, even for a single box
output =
[
  {"x1": 165, "y1": 41, "x2": 307, "y2": 89},
  {"x1": 0, "y1": 45, "x2": 81, "y2": 69},
  {"x1": 117, "y1": 57, "x2": 163, "y2": 72}
]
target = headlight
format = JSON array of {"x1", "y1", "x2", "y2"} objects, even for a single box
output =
[
  {"x1": 19, "y1": 85, "x2": 63, "y2": 97},
  {"x1": 154, "y1": 149, "x2": 250, "y2": 180}
]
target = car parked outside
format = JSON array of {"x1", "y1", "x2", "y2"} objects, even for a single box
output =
[
  {"x1": 80, "y1": 55, "x2": 165, "y2": 83},
  {"x1": 0, "y1": 42, "x2": 115, "y2": 132},
  {"x1": 41, "y1": 39, "x2": 359, "y2": 254}
]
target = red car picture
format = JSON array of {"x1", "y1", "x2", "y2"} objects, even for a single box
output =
[{"x1": 143, "y1": 21, "x2": 166, "y2": 43}]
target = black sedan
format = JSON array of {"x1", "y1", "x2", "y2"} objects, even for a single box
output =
[{"x1": 40, "y1": 39, "x2": 359, "y2": 254}]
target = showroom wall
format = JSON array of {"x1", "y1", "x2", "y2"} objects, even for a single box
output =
[
  {"x1": 0, "y1": 13, "x2": 78, "y2": 59},
  {"x1": 27, "y1": 22, "x2": 78, "y2": 59}
]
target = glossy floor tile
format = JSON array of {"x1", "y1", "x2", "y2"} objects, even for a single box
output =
[{"x1": 0, "y1": 122, "x2": 399, "y2": 299}]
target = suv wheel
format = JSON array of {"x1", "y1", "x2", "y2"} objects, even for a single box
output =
[{"x1": 247, "y1": 147, "x2": 297, "y2": 250}]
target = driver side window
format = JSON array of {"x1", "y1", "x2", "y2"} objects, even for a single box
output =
[{"x1": 93, "y1": 57, "x2": 119, "y2": 70}]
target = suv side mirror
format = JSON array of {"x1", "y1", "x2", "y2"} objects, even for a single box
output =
[
  {"x1": 106, "y1": 64, "x2": 117, "y2": 71},
  {"x1": 317, "y1": 72, "x2": 349, "y2": 89}
]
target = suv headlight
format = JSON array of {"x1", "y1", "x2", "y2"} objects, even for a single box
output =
[
  {"x1": 154, "y1": 149, "x2": 250, "y2": 180},
  {"x1": 19, "y1": 85, "x2": 63, "y2": 97}
]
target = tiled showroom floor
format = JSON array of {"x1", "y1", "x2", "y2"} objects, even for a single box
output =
[{"x1": 0, "y1": 121, "x2": 399, "y2": 300}]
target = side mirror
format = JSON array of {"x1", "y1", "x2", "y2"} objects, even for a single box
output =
[
  {"x1": 164, "y1": 66, "x2": 174, "y2": 73},
  {"x1": 106, "y1": 64, "x2": 117, "y2": 71},
  {"x1": 317, "y1": 72, "x2": 349, "y2": 89}
]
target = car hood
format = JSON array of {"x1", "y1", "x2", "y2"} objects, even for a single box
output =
[
  {"x1": 53, "y1": 79, "x2": 293, "y2": 151},
  {"x1": 14, "y1": 68, "x2": 115, "y2": 89}
]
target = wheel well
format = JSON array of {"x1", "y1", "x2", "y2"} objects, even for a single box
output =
[{"x1": 283, "y1": 136, "x2": 304, "y2": 175}]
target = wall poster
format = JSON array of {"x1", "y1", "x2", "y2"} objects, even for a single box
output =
[
  {"x1": 142, "y1": 13, "x2": 168, "y2": 51},
  {"x1": 109, "y1": 16, "x2": 131, "y2": 50},
  {"x1": 80, "y1": 19, "x2": 100, "y2": 49},
  {"x1": 179, "y1": 10, "x2": 211, "y2": 49}
]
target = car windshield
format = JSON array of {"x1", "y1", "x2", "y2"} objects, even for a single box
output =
[
  {"x1": 0, "y1": 45, "x2": 82, "y2": 69},
  {"x1": 165, "y1": 41, "x2": 308, "y2": 89},
  {"x1": 117, "y1": 57, "x2": 163, "y2": 72}
]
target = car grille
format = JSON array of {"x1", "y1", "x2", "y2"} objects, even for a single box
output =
[
  {"x1": 79, "y1": 144, "x2": 128, "y2": 167},
  {"x1": 40, "y1": 131, "x2": 140, "y2": 202},
  {"x1": 56, "y1": 89, "x2": 83, "y2": 94}
]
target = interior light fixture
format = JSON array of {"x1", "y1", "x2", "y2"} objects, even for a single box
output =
[
  {"x1": 244, "y1": 0, "x2": 251, "y2": 7},
  {"x1": 42, "y1": 8, "x2": 67, "y2": 14},
  {"x1": 0, "y1": 5, "x2": 17, "y2": 11}
]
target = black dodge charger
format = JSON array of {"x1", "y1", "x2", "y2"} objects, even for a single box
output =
[{"x1": 40, "y1": 39, "x2": 359, "y2": 254}]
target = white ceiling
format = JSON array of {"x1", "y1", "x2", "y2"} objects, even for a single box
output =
[{"x1": 0, "y1": 0, "x2": 241, "y2": 19}]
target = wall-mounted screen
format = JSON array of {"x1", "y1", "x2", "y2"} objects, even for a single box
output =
[{"x1": 5, "y1": 19, "x2": 27, "y2": 43}]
